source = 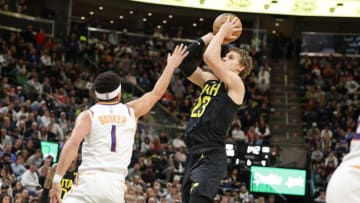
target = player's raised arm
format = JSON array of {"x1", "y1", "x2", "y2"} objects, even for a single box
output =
[{"x1": 126, "y1": 44, "x2": 188, "y2": 120}]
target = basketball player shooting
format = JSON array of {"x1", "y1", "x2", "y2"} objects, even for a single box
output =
[
  {"x1": 49, "y1": 44, "x2": 188, "y2": 203},
  {"x1": 178, "y1": 16, "x2": 253, "y2": 203}
]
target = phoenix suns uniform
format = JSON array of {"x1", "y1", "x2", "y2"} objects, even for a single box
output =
[
  {"x1": 326, "y1": 116, "x2": 360, "y2": 203},
  {"x1": 63, "y1": 103, "x2": 136, "y2": 203}
]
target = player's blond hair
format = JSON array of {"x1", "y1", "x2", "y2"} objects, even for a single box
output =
[{"x1": 229, "y1": 47, "x2": 253, "y2": 79}]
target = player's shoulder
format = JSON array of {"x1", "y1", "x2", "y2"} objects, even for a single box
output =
[{"x1": 76, "y1": 110, "x2": 92, "y2": 122}]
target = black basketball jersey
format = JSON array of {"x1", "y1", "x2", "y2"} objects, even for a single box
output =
[
  {"x1": 60, "y1": 170, "x2": 78, "y2": 199},
  {"x1": 185, "y1": 80, "x2": 240, "y2": 147}
]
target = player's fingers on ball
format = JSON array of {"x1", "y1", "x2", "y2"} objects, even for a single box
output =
[
  {"x1": 233, "y1": 19, "x2": 240, "y2": 26},
  {"x1": 226, "y1": 15, "x2": 231, "y2": 22},
  {"x1": 228, "y1": 36, "x2": 238, "y2": 41},
  {"x1": 234, "y1": 27, "x2": 242, "y2": 32}
]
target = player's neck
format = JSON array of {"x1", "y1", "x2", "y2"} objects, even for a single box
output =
[{"x1": 96, "y1": 100, "x2": 120, "y2": 105}]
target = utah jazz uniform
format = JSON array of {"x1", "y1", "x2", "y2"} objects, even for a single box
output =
[
  {"x1": 63, "y1": 103, "x2": 136, "y2": 203},
  {"x1": 182, "y1": 80, "x2": 240, "y2": 202},
  {"x1": 60, "y1": 169, "x2": 77, "y2": 199}
]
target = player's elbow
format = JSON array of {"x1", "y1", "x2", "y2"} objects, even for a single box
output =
[{"x1": 203, "y1": 51, "x2": 212, "y2": 64}]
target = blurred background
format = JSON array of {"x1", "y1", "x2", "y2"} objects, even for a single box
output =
[{"x1": 0, "y1": 0, "x2": 359, "y2": 202}]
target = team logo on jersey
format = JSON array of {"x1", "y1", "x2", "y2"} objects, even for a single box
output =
[{"x1": 191, "y1": 81, "x2": 221, "y2": 118}]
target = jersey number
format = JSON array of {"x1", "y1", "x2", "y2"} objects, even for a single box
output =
[
  {"x1": 110, "y1": 125, "x2": 117, "y2": 152},
  {"x1": 191, "y1": 95, "x2": 211, "y2": 118}
]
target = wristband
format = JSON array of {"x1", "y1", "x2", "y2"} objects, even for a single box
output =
[{"x1": 52, "y1": 174, "x2": 63, "y2": 184}]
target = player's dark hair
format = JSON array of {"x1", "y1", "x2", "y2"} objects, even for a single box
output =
[
  {"x1": 229, "y1": 47, "x2": 253, "y2": 79},
  {"x1": 93, "y1": 71, "x2": 121, "y2": 101}
]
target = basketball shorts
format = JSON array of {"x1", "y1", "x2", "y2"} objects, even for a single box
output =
[
  {"x1": 182, "y1": 148, "x2": 227, "y2": 203},
  {"x1": 62, "y1": 170, "x2": 126, "y2": 203}
]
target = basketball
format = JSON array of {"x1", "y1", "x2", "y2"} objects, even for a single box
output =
[{"x1": 213, "y1": 13, "x2": 242, "y2": 44}]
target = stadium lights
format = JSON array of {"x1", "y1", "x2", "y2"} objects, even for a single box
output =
[
  {"x1": 129, "y1": 10, "x2": 134, "y2": 14},
  {"x1": 199, "y1": 18, "x2": 204, "y2": 22},
  {"x1": 192, "y1": 22, "x2": 197, "y2": 27},
  {"x1": 98, "y1": 6, "x2": 103, "y2": 11},
  {"x1": 162, "y1": 20, "x2": 167, "y2": 24},
  {"x1": 142, "y1": 18, "x2": 147, "y2": 22},
  {"x1": 119, "y1": 16, "x2": 124, "y2": 19},
  {"x1": 168, "y1": 14, "x2": 173, "y2": 19},
  {"x1": 147, "y1": 12, "x2": 152, "y2": 16},
  {"x1": 89, "y1": 11, "x2": 94, "y2": 15},
  {"x1": 109, "y1": 20, "x2": 114, "y2": 24},
  {"x1": 80, "y1": 16, "x2": 85, "y2": 20}
]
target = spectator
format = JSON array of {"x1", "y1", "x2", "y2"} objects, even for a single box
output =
[
  {"x1": 311, "y1": 147, "x2": 324, "y2": 163},
  {"x1": 172, "y1": 132, "x2": 186, "y2": 149},
  {"x1": 26, "y1": 149, "x2": 42, "y2": 168},
  {"x1": 314, "y1": 190, "x2": 326, "y2": 203},
  {"x1": 47, "y1": 116, "x2": 64, "y2": 142},
  {"x1": 238, "y1": 185, "x2": 253, "y2": 203},
  {"x1": 21, "y1": 164, "x2": 40, "y2": 194},
  {"x1": 256, "y1": 63, "x2": 271, "y2": 92},
  {"x1": 231, "y1": 124, "x2": 247, "y2": 143},
  {"x1": 34, "y1": 28, "x2": 46, "y2": 48},
  {"x1": 0, "y1": 193, "x2": 12, "y2": 203},
  {"x1": 11, "y1": 155, "x2": 27, "y2": 178},
  {"x1": 1, "y1": 128, "x2": 12, "y2": 146},
  {"x1": 108, "y1": 31, "x2": 118, "y2": 46}
]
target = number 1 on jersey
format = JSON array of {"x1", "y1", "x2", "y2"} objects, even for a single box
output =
[{"x1": 111, "y1": 125, "x2": 117, "y2": 152}]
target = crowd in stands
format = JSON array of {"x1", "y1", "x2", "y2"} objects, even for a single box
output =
[
  {"x1": 0, "y1": 11, "x2": 273, "y2": 202},
  {"x1": 0, "y1": 0, "x2": 28, "y2": 14},
  {"x1": 300, "y1": 55, "x2": 360, "y2": 202}
]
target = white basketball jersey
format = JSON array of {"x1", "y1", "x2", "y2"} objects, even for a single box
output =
[{"x1": 78, "y1": 103, "x2": 136, "y2": 176}]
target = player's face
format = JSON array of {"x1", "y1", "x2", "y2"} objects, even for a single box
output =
[{"x1": 222, "y1": 51, "x2": 242, "y2": 72}]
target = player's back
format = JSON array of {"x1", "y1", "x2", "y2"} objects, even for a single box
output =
[{"x1": 79, "y1": 103, "x2": 136, "y2": 176}]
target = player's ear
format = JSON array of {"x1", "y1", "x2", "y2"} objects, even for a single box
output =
[{"x1": 237, "y1": 65, "x2": 245, "y2": 72}]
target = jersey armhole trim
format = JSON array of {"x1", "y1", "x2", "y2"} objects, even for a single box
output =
[
  {"x1": 126, "y1": 105, "x2": 135, "y2": 119},
  {"x1": 88, "y1": 109, "x2": 94, "y2": 121}
]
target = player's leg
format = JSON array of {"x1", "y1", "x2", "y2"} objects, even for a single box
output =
[{"x1": 188, "y1": 150, "x2": 226, "y2": 203}]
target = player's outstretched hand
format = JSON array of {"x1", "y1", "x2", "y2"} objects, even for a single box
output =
[
  {"x1": 167, "y1": 44, "x2": 189, "y2": 69},
  {"x1": 50, "y1": 183, "x2": 62, "y2": 203}
]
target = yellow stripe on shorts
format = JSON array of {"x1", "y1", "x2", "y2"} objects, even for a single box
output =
[{"x1": 190, "y1": 182, "x2": 199, "y2": 194}]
